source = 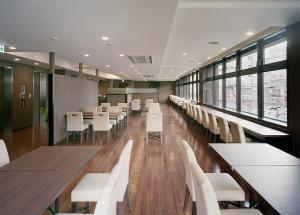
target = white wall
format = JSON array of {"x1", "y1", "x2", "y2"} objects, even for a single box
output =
[{"x1": 53, "y1": 75, "x2": 98, "y2": 144}]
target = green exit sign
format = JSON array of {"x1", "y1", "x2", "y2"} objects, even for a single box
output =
[{"x1": 0, "y1": 45, "x2": 5, "y2": 53}]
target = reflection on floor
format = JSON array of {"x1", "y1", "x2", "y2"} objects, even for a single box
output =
[
  {"x1": 1, "y1": 124, "x2": 48, "y2": 161},
  {"x1": 3, "y1": 104, "x2": 273, "y2": 214}
]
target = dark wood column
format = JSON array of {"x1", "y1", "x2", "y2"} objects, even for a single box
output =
[
  {"x1": 79, "y1": 63, "x2": 83, "y2": 79},
  {"x1": 48, "y1": 52, "x2": 55, "y2": 146}
]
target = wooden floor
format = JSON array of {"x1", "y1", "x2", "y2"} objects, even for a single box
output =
[{"x1": 3, "y1": 103, "x2": 270, "y2": 215}]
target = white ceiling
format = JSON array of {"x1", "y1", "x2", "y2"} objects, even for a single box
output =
[{"x1": 1, "y1": 0, "x2": 300, "y2": 81}]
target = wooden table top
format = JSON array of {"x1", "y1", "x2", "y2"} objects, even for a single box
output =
[
  {"x1": 200, "y1": 106, "x2": 289, "y2": 138},
  {"x1": 210, "y1": 143, "x2": 300, "y2": 166},
  {"x1": 0, "y1": 170, "x2": 77, "y2": 215},
  {"x1": 0, "y1": 146, "x2": 100, "y2": 171},
  {"x1": 234, "y1": 166, "x2": 300, "y2": 215}
]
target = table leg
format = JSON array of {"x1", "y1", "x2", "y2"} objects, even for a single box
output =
[{"x1": 249, "y1": 190, "x2": 254, "y2": 208}]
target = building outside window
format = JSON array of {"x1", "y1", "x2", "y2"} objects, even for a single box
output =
[
  {"x1": 214, "y1": 79, "x2": 222, "y2": 107},
  {"x1": 215, "y1": 63, "x2": 223, "y2": 75},
  {"x1": 241, "y1": 74, "x2": 258, "y2": 114},
  {"x1": 226, "y1": 58, "x2": 236, "y2": 73},
  {"x1": 264, "y1": 40, "x2": 287, "y2": 64},
  {"x1": 226, "y1": 77, "x2": 236, "y2": 109},
  {"x1": 241, "y1": 50, "x2": 257, "y2": 70}
]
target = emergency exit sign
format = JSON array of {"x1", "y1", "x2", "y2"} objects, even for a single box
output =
[{"x1": 0, "y1": 45, "x2": 5, "y2": 53}]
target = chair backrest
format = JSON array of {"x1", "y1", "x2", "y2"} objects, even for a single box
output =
[
  {"x1": 118, "y1": 103, "x2": 128, "y2": 109},
  {"x1": 97, "y1": 106, "x2": 102, "y2": 112},
  {"x1": 228, "y1": 121, "x2": 246, "y2": 143},
  {"x1": 83, "y1": 106, "x2": 97, "y2": 113},
  {"x1": 146, "y1": 112, "x2": 163, "y2": 132},
  {"x1": 180, "y1": 140, "x2": 198, "y2": 201},
  {"x1": 93, "y1": 112, "x2": 110, "y2": 131},
  {"x1": 207, "y1": 112, "x2": 218, "y2": 134},
  {"x1": 131, "y1": 101, "x2": 141, "y2": 110},
  {"x1": 217, "y1": 117, "x2": 231, "y2": 143},
  {"x1": 67, "y1": 112, "x2": 84, "y2": 131},
  {"x1": 101, "y1": 103, "x2": 110, "y2": 108},
  {"x1": 148, "y1": 103, "x2": 161, "y2": 113},
  {"x1": 192, "y1": 105, "x2": 198, "y2": 119},
  {"x1": 190, "y1": 162, "x2": 221, "y2": 215},
  {"x1": 195, "y1": 106, "x2": 202, "y2": 124},
  {"x1": 145, "y1": 99, "x2": 154, "y2": 108},
  {"x1": 0, "y1": 140, "x2": 10, "y2": 167},
  {"x1": 115, "y1": 140, "x2": 133, "y2": 201},
  {"x1": 94, "y1": 162, "x2": 122, "y2": 215},
  {"x1": 201, "y1": 110, "x2": 209, "y2": 129},
  {"x1": 107, "y1": 106, "x2": 120, "y2": 113}
]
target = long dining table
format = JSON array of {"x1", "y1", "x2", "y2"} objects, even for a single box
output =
[
  {"x1": 209, "y1": 143, "x2": 300, "y2": 214},
  {"x1": 0, "y1": 146, "x2": 100, "y2": 215}
]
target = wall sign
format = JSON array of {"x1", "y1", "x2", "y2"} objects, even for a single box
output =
[{"x1": 0, "y1": 44, "x2": 5, "y2": 53}]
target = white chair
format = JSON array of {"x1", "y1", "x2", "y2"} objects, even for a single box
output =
[
  {"x1": 101, "y1": 103, "x2": 110, "y2": 112},
  {"x1": 107, "y1": 106, "x2": 124, "y2": 123},
  {"x1": 59, "y1": 162, "x2": 122, "y2": 215},
  {"x1": 181, "y1": 140, "x2": 245, "y2": 215},
  {"x1": 118, "y1": 103, "x2": 129, "y2": 121},
  {"x1": 208, "y1": 112, "x2": 220, "y2": 141},
  {"x1": 66, "y1": 112, "x2": 89, "y2": 143},
  {"x1": 148, "y1": 103, "x2": 161, "y2": 113},
  {"x1": 195, "y1": 106, "x2": 203, "y2": 127},
  {"x1": 201, "y1": 110, "x2": 210, "y2": 132},
  {"x1": 83, "y1": 106, "x2": 97, "y2": 126},
  {"x1": 145, "y1": 99, "x2": 154, "y2": 111},
  {"x1": 228, "y1": 121, "x2": 251, "y2": 143},
  {"x1": 131, "y1": 100, "x2": 141, "y2": 112},
  {"x1": 71, "y1": 140, "x2": 133, "y2": 214},
  {"x1": 217, "y1": 117, "x2": 232, "y2": 143},
  {"x1": 190, "y1": 162, "x2": 262, "y2": 215},
  {"x1": 97, "y1": 106, "x2": 102, "y2": 112},
  {"x1": 146, "y1": 112, "x2": 163, "y2": 144},
  {"x1": 92, "y1": 112, "x2": 113, "y2": 143},
  {"x1": 0, "y1": 139, "x2": 10, "y2": 167}
]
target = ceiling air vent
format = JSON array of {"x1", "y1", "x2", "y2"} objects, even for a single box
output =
[
  {"x1": 208, "y1": 41, "x2": 219, "y2": 45},
  {"x1": 127, "y1": 55, "x2": 152, "y2": 64}
]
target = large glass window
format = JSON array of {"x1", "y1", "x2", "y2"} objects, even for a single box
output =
[
  {"x1": 264, "y1": 69, "x2": 287, "y2": 122},
  {"x1": 226, "y1": 77, "x2": 236, "y2": 109},
  {"x1": 193, "y1": 83, "x2": 197, "y2": 101},
  {"x1": 189, "y1": 84, "x2": 193, "y2": 99},
  {"x1": 214, "y1": 79, "x2": 223, "y2": 107},
  {"x1": 226, "y1": 58, "x2": 236, "y2": 73},
  {"x1": 204, "y1": 81, "x2": 213, "y2": 105},
  {"x1": 241, "y1": 74, "x2": 258, "y2": 114},
  {"x1": 241, "y1": 50, "x2": 257, "y2": 70},
  {"x1": 264, "y1": 40, "x2": 287, "y2": 64},
  {"x1": 215, "y1": 63, "x2": 223, "y2": 76}
]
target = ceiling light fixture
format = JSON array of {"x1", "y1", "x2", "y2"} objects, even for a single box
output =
[
  {"x1": 221, "y1": 48, "x2": 227, "y2": 51},
  {"x1": 246, "y1": 32, "x2": 254, "y2": 36},
  {"x1": 50, "y1": 36, "x2": 59, "y2": 41},
  {"x1": 207, "y1": 57, "x2": 211, "y2": 60},
  {"x1": 84, "y1": 54, "x2": 90, "y2": 57},
  {"x1": 9, "y1": 46, "x2": 16, "y2": 50},
  {"x1": 102, "y1": 36, "x2": 110, "y2": 41},
  {"x1": 14, "y1": 58, "x2": 20, "y2": 61},
  {"x1": 130, "y1": 64, "x2": 134, "y2": 68},
  {"x1": 34, "y1": 62, "x2": 39, "y2": 66},
  {"x1": 182, "y1": 52, "x2": 187, "y2": 56},
  {"x1": 197, "y1": 62, "x2": 202, "y2": 65},
  {"x1": 134, "y1": 69, "x2": 138, "y2": 72},
  {"x1": 119, "y1": 54, "x2": 125, "y2": 57},
  {"x1": 106, "y1": 64, "x2": 110, "y2": 67}
]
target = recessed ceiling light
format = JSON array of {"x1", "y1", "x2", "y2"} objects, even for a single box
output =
[
  {"x1": 137, "y1": 72, "x2": 141, "y2": 75},
  {"x1": 14, "y1": 58, "x2": 20, "y2": 61},
  {"x1": 130, "y1": 64, "x2": 134, "y2": 68},
  {"x1": 7, "y1": 66, "x2": 12, "y2": 69},
  {"x1": 9, "y1": 46, "x2": 16, "y2": 50},
  {"x1": 84, "y1": 54, "x2": 90, "y2": 57},
  {"x1": 197, "y1": 62, "x2": 202, "y2": 65},
  {"x1": 221, "y1": 48, "x2": 227, "y2": 51},
  {"x1": 34, "y1": 62, "x2": 39, "y2": 66},
  {"x1": 105, "y1": 64, "x2": 110, "y2": 67},
  {"x1": 134, "y1": 69, "x2": 138, "y2": 72},
  {"x1": 182, "y1": 52, "x2": 187, "y2": 56},
  {"x1": 246, "y1": 32, "x2": 254, "y2": 36},
  {"x1": 207, "y1": 57, "x2": 211, "y2": 60},
  {"x1": 50, "y1": 36, "x2": 59, "y2": 41},
  {"x1": 102, "y1": 36, "x2": 110, "y2": 41},
  {"x1": 119, "y1": 54, "x2": 125, "y2": 57}
]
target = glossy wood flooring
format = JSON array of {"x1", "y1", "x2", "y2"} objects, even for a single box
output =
[{"x1": 3, "y1": 103, "x2": 264, "y2": 215}]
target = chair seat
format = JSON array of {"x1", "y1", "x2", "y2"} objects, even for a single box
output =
[
  {"x1": 221, "y1": 209, "x2": 263, "y2": 215},
  {"x1": 71, "y1": 173, "x2": 110, "y2": 202},
  {"x1": 206, "y1": 173, "x2": 245, "y2": 201}
]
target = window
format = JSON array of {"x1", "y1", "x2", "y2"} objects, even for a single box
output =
[
  {"x1": 193, "y1": 83, "x2": 197, "y2": 101},
  {"x1": 215, "y1": 63, "x2": 223, "y2": 76},
  {"x1": 189, "y1": 84, "x2": 193, "y2": 99},
  {"x1": 264, "y1": 69, "x2": 287, "y2": 122},
  {"x1": 204, "y1": 81, "x2": 213, "y2": 105},
  {"x1": 264, "y1": 40, "x2": 287, "y2": 64},
  {"x1": 226, "y1": 77, "x2": 236, "y2": 109},
  {"x1": 207, "y1": 66, "x2": 214, "y2": 77},
  {"x1": 226, "y1": 58, "x2": 236, "y2": 73},
  {"x1": 241, "y1": 74, "x2": 257, "y2": 114},
  {"x1": 241, "y1": 50, "x2": 257, "y2": 70},
  {"x1": 214, "y1": 79, "x2": 222, "y2": 107}
]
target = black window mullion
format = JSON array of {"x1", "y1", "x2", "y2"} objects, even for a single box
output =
[
  {"x1": 222, "y1": 59, "x2": 226, "y2": 108},
  {"x1": 236, "y1": 51, "x2": 241, "y2": 112},
  {"x1": 257, "y1": 40, "x2": 264, "y2": 119}
]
